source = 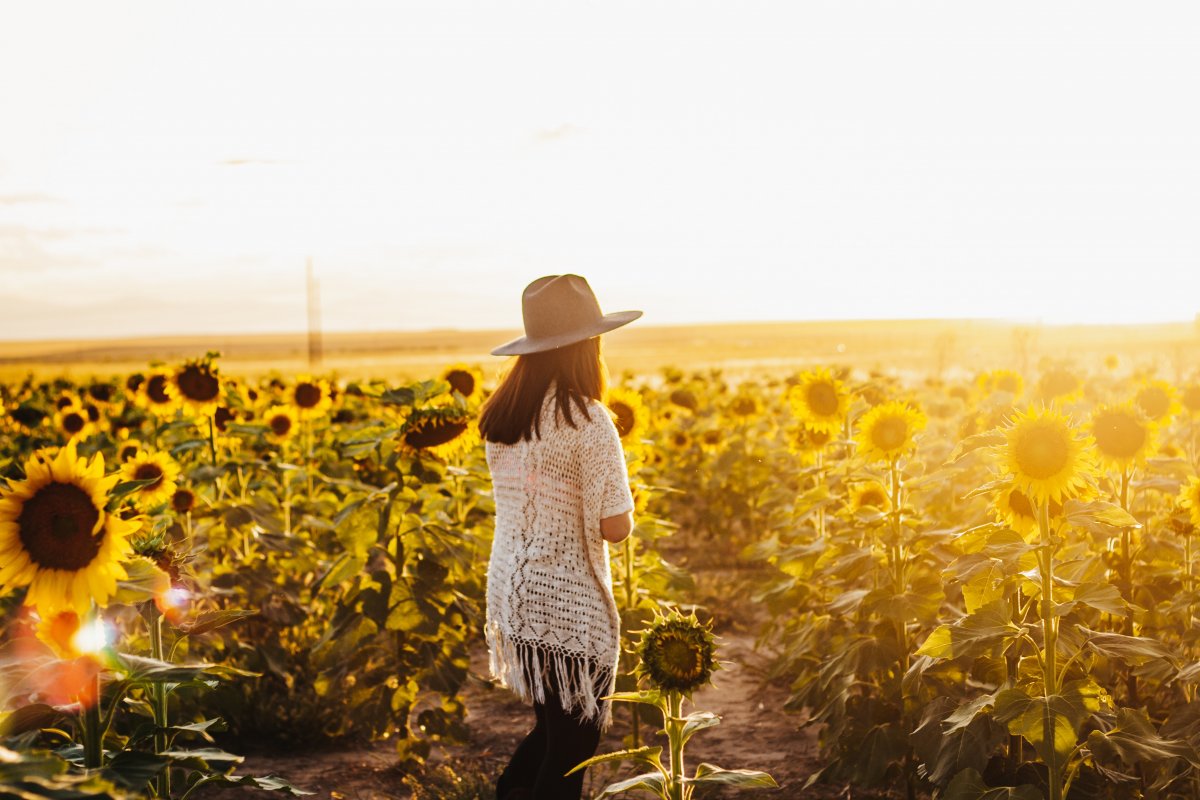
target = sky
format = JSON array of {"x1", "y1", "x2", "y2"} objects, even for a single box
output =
[{"x1": 2, "y1": 1, "x2": 1199, "y2": 341}]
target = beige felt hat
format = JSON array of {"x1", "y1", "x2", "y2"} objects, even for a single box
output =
[{"x1": 491, "y1": 274, "x2": 642, "y2": 356}]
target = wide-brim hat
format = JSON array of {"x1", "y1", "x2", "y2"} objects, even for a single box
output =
[{"x1": 491, "y1": 274, "x2": 642, "y2": 356}]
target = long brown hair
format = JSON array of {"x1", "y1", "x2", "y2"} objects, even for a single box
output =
[{"x1": 479, "y1": 336, "x2": 609, "y2": 444}]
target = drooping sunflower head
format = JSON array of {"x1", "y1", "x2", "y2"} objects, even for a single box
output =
[
  {"x1": 119, "y1": 450, "x2": 181, "y2": 511},
  {"x1": 849, "y1": 481, "x2": 891, "y2": 514},
  {"x1": 1179, "y1": 477, "x2": 1200, "y2": 529},
  {"x1": 397, "y1": 407, "x2": 480, "y2": 462},
  {"x1": 787, "y1": 368, "x2": 850, "y2": 434},
  {"x1": 1002, "y1": 406, "x2": 1095, "y2": 507},
  {"x1": 606, "y1": 386, "x2": 649, "y2": 442},
  {"x1": 0, "y1": 440, "x2": 139, "y2": 616},
  {"x1": 168, "y1": 357, "x2": 223, "y2": 418},
  {"x1": 138, "y1": 369, "x2": 179, "y2": 418},
  {"x1": 854, "y1": 400, "x2": 928, "y2": 463},
  {"x1": 440, "y1": 364, "x2": 484, "y2": 403},
  {"x1": 1036, "y1": 366, "x2": 1083, "y2": 404},
  {"x1": 635, "y1": 608, "x2": 718, "y2": 697},
  {"x1": 668, "y1": 388, "x2": 698, "y2": 413},
  {"x1": 53, "y1": 405, "x2": 95, "y2": 443},
  {"x1": 1089, "y1": 402, "x2": 1157, "y2": 471},
  {"x1": 1134, "y1": 379, "x2": 1180, "y2": 424},
  {"x1": 290, "y1": 375, "x2": 334, "y2": 420}
]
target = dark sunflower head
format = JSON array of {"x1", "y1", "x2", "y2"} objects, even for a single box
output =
[
  {"x1": 176, "y1": 361, "x2": 221, "y2": 405},
  {"x1": 635, "y1": 609, "x2": 718, "y2": 696}
]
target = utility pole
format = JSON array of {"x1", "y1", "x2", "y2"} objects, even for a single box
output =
[{"x1": 306, "y1": 258, "x2": 323, "y2": 370}]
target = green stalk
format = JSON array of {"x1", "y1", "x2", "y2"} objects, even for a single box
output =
[
  {"x1": 889, "y1": 458, "x2": 908, "y2": 676},
  {"x1": 207, "y1": 416, "x2": 217, "y2": 467},
  {"x1": 148, "y1": 604, "x2": 172, "y2": 798},
  {"x1": 624, "y1": 534, "x2": 641, "y2": 749},
  {"x1": 82, "y1": 668, "x2": 102, "y2": 768},
  {"x1": 1037, "y1": 498, "x2": 1061, "y2": 800},
  {"x1": 1119, "y1": 468, "x2": 1139, "y2": 704},
  {"x1": 667, "y1": 691, "x2": 685, "y2": 800}
]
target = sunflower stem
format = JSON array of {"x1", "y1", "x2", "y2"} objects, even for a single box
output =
[
  {"x1": 1037, "y1": 498, "x2": 1062, "y2": 800},
  {"x1": 207, "y1": 416, "x2": 217, "y2": 468},
  {"x1": 148, "y1": 603, "x2": 172, "y2": 798},
  {"x1": 1119, "y1": 467, "x2": 1139, "y2": 704},
  {"x1": 666, "y1": 691, "x2": 685, "y2": 800},
  {"x1": 623, "y1": 533, "x2": 641, "y2": 749},
  {"x1": 82, "y1": 665, "x2": 103, "y2": 769}
]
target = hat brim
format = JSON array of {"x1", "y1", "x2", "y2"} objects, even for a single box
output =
[{"x1": 490, "y1": 310, "x2": 643, "y2": 356}]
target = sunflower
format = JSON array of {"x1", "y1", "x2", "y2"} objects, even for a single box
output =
[
  {"x1": 290, "y1": 375, "x2": 334, "y2": 420},
  {"x1": 171, "y1": 487, "x2": 196, "y2": 514},
  {"x1": 668, "y1": 429, "x2": 692, "y2": 450},
  {"x1": 119, "y1": 451, "x2": 181, "y2": 510},
  {"x1": 8, "y1": 403, "x2": 48, "y2": 434},
  {"x1": 138, "y1": 369, "x2": 180, "y2": 418},
  {"x1": 0, "y1": 441, "x2": 139, "y2": 616},
  {"x1": 440, "y1": 364, "x2": 484, "y2": 403},
  {"x1": 1134, "y1": 379, "x2": 1181, "y2": 424},
  {"x1": 1036, "y1": 366, "x2": 1083, "y2": 404},
  {"x1": 34, "y1": 608, "x2": 83, "y2": 659},
  {"x1": 1089, "y1": 402, "x2": 1157, "y2": 471},
  {"x1": 668, "y1": 388, "x2": 698, "y2": 412},
  {"x1": 1001, "y1": 406, "x2": 1094, "y2": 507},
  {"x1": 787, "y1": 368, "x2": 851, "y2": 434},
  {"x1": 263, "y1": 405, "x2": 299, "y2": 444},
  {"x1": 635, "y1": 608, "x2": 718, "y2": 697},
  {"x1": 855, "y1": 400, "x2": 927, "y2": 462},
  {"x1": 698, "y1": 428, "x2": 723, "y2": 452},
  {"x1": 53, "y1": 405, "x2": 95, "y2": 443},
  {"x1": 849, "y1": 481, "x2": 891, "y2": 514},
  {"x1": 786, "y1": 424, "x2": 835, "y2": 456},
  {"x1": 976, "y1": 370, "x2": 1024, "y2": 398},
  {"x1": 396, "y1": 407, "x2": 479, "y2": 462},
  {"x1": 1179, "y1": 477, "x2": 1200, "y2": 529},
  {"x1": 728, "y1": 391, "x2": 761, "y2": 419},
  {"x1": 167, "y1": 357, "x2": 223, "y2": 418},
  {"x1": 606, "y1": 386, "x2": 649, "y2": 442},
  {"x1": 116, "y1": 439, "x2": 143, "y2": 464},
  {"x1": 994, "y1": 486, "x2": 1066, "y2": 539},
  {"x1": 1182, "y1": 384, "x2": 1200, "y2": 417}
]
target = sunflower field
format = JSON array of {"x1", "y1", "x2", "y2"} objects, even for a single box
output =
[{"x1": 3, "y1": 351, "x2": 1200, "y2": 799}]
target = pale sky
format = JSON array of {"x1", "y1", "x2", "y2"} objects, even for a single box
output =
[{"x1": 2, "y1": 1, "x2": 1199, "y2": 341}]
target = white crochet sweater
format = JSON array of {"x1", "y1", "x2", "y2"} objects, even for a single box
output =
[{"x1": 484, "y1": 384, "x2": 635, "y2": 730}]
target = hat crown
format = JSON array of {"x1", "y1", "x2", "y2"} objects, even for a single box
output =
[{"x1": 521, "y1": 274, "x2": 604, "y2": 340}]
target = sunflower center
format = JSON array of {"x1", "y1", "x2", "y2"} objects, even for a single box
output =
[
  {"x1": 731, "y1": 397, "x2": 757, "y2": 416},
  {"x1": 214, "y1": 406, "x2": 235, "y2": 432},
  {"x1": 406, "y1": 419, "x2": 468, "y2": 449},
  {"x1": 17, "y1": 482, "x2": 102, "y2": 570},
  {"x1": 119, "y1": 444, "x2": 139, "y2": 462},
  {"x1": 147, "y1": 374, "x2": 171, "y2": 404},
  {"x1": 269, "y1": 414, "x2": 293, "y2": 437},
  {"x1": 1136, "y1": 387, "x2": 1169, "y2": 419},
  {"x1": 134, "y1": 463, "x2": 165, "y2": 489},
  {"x1": 859, "y1": 489, "x2": 887, "y2": 508},
  {"x1": 659, "y1": 635, "x2": 703, "y2": 681},
  {"x1": 806, "y1": 382, "x2": 839, "y2": 416},
  {"x1": 611, "y1": 402, "x2": 635, "y2": 437},
  {"x1": 88, "y1": 384, "x2": 115, "y2": 403},
  {"x1": 62, "y1": 412, "x2": 85, "y2": 434},
  {"x1": 445, "y1": 370, "x2": 476, "y2": 397},
  {"x1": 871, "y1": 417, "x2": 909, "y2": 451},
  {"x1": 294, "y1": 383, "x2": 322, "y2": 408},
  {"x1": 172, "y1": 489, "x2": 195, "y2": 513},
  {"x1": 1093, "y1": 412, "x2": 1146, "y2": 459},
  {"x1": 178, "y1": 365, "x2": 220, "y2": 403},
  {"x1": 1015, "y1": 428, "x2": 1070, "y2": 480},
  {"x1": 55, "y1": 397, "x2": 74, "y2": 411}
]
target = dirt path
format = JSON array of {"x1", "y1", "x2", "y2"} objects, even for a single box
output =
[{"x1": 202, "y1": 623, "x2": 832, "y2": 799}]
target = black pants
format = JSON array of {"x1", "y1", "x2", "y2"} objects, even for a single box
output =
[{"x1": 495, "y1": 671, "x2": 605, "y2": 800}]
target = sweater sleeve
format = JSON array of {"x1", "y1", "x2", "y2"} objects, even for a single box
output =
[{"x1": 582, "y1": 404, "x2": 635, "y2": 520}]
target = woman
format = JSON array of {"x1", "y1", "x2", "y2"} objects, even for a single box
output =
[{"x1": 479, "y1": 274, "x2": 642, "y2": 800}]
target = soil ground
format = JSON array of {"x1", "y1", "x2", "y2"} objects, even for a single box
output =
[{"x1": 199, "y1": 623, "x2": 858, "y2": 800}]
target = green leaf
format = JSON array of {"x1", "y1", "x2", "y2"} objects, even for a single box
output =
[
  {"x1": 111, "y1": 556, "x2": 171, "y2": 606},
  {"x1": 564, "y1": 745, "x2": 664, "y2": 777},
  {"x1": 1063, "y1": 499, "x2": 1140, "y2": 533},
  {"x1": 1086, "y1": 707, "x2": 1200, "y2": 769},
  {"x1": 943, "y1": 768, "x2": 1042, "y2": 800},
  {"x1": 592, "y1": 771, "x2": 666, "y2": 798},
  {"x1": 679, "y1": 711, "x2": 720, "y2": 747},
  {"x1": 993, "y1": 680, "x2": 1104, "y2": 768},
  {"x1": 604, "y1": 689, "x2": 665, "y2": 708},
  {"x1": 685, "y1": 763, "x2": 778, "y2": 788},
  {"x1": 1061, "y1": 583, "x2": 1129, "y2": 618},
  {"x1": 1078, "y1": 626, "x2": 1177, "y2": 666},
  {"x1": 916, "y1": 600, "x2": 1019, "y2": 660},
  {"x1": 317, "y1": 553, "x2": 365, "y2": 591},
  {"x1": 188, "y1": 772, "x2": 315, "y2": 796},
  {"x1": 178, "y1": 609, "x2": 258, "y2": 636}
]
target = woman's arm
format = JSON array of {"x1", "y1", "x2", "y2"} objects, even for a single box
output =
[{"x1": 600, "y1": 510, "x2": 633, "y2": 543}]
